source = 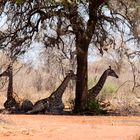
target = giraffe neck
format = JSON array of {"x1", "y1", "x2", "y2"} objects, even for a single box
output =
[
  {"x1": 89, "y1": 70, "x2": 108, "y2": 97},
  {"x1": 7, "y1": 68, "x2": 13, "y2": 100},
  {"x1": 51, "y1": 75, "x2": 71, "y2": 100}
]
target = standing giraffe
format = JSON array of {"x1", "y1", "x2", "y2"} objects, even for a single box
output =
[
  {"x1": 88, "y1": 66, "x2": 119, "y2": 100},
  {"x1": 0, "y1": 64, "x2": 20, "y2": 111},
  {"x1": 28, "y1": 70, "x2": 76, "y2": 114}
]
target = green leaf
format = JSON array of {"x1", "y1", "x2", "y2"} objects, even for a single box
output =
[{"x1": 15, "y1": 0, "x2": 24, "y2": 5}]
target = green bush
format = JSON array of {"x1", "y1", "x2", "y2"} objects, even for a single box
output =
[
  {"x1": 87, "y1": 99, "x2": 101, "y2": 113},
  {"x1": 101, "y1": 81, "x2": 118, "y2": 94},
  {"x1": 85, "y1": 99, "x2": 107, "y2": 114},
  {"x1": 67, "y1": 97, "x2": 107, "y2": 114},
  {"x1": 98, "y1": 81, "x2": 118, "y2": 101}
]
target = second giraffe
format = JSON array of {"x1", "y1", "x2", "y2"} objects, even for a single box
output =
[
  {"x1": 88, "y1": 66, "x2": 119, "y2": 100},
  {"x1": 27, "y1": 70, "x2": 76, "y2": 114}
]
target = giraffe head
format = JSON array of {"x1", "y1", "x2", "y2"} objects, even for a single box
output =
[
  {"x1": 107, "y1": 66, "x2": 119, "y2": 78},
  {"x1": 67, "y1": 70, "x2": 77, "y2": 80},
  {"x1": 0, "y1": 65, "x2": 12, "y2": 77}
]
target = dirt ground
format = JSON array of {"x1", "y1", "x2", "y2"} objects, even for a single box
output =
[{"x1": 0, "y1": 115, "x2": 139, "y2": 140}]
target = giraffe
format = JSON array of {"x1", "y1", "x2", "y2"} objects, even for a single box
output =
[
  {"x1": 12, "y1": 91, "x2": 33, "y2": 113},
  {"x1": 0, "y1": 65, "x2": 33, "y2": 113},
  {"x1": 27, "y1": 70, "x2": 76, "y2": 114},
  {"x1": 0, "y1": 64, "x2": 20, "y2": 111},
  {"x1": 88, "y1": 66, "x2": 119, "y2": 100}
]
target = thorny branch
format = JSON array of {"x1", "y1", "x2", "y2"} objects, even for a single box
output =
[{"x1": 0, "y1": 0, "x2": 139, "y2": 62}]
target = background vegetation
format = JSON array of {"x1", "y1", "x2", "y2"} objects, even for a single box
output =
[{"x1": 0, "y1": 51, "x2": 140, "y2": 115}]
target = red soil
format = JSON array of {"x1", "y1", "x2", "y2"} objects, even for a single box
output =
[{"x1": 0, "y1": 115, "x2": 139, "y2": 140}]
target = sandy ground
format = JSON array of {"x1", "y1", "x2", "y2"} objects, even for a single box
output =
[{"x1": 0, "y1": 115, "x2": 139, "y2": 140}]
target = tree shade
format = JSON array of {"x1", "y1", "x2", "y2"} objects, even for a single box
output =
[{"x1": 0, "y1": 0, "x2": 139, "y2": 112}]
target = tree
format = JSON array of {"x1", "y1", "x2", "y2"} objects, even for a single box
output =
[{"x1": 0, "y1": 0, "x2": 139, "y2": 113}]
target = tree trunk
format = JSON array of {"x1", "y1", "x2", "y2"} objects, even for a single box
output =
[
  {"x1": 71, "y1": 1, "x2": 103, "y2": 113},
  {"x1": 73, "y1": 43, "x2": 88, "y2": 113}
]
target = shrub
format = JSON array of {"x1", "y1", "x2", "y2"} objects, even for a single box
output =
[
  {"x1": 101, "y1": 81, "x2": 118, "y2": 94},
  {"x1": 98, "y1": 81, "x2": 118, "y2": 101},
  {"x1": 85, "y1": 99, "x2": 108, "y2": 114}
]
